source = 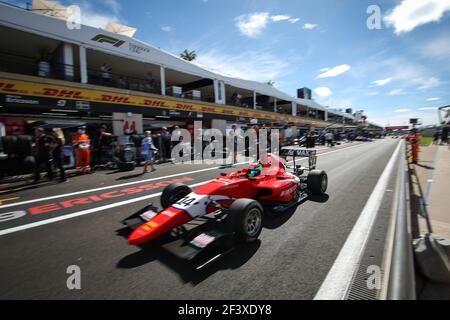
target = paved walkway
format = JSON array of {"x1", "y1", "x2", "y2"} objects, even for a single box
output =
[
  {"x1": 411, "y1": 143, "x2": 450, "y2": 300},
  {"x1": 413, "y1": 144, "x2": 450, "y2": 239}
]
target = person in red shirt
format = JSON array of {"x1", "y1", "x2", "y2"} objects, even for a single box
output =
[{"x1": 72, "y1": 126, "x2": 91, "y2": 174}]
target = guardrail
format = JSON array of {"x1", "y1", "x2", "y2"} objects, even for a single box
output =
[{"x1": 387, "y1": 140, "x2": 416, "y2": 300}]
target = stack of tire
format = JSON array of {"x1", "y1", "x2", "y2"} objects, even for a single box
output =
[{"x1": 0, "y1": 135, "x2": 34, "y2": 177}]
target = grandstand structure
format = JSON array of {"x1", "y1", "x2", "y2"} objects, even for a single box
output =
[{"x1": 0, "y1": 1, "x2": 382, "y2": 133}]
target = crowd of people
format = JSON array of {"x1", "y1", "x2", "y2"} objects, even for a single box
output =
[
  {"x1": 304, "y1": 129, "x2": 360, "y2": 148},
  {"x1": 1, "y1": 123, "x2": 373, "y2": 184},
  {"x1": 24, "y1": 125, "x2": 184, "y2": 183}
]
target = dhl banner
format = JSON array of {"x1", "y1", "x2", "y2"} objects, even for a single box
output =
[{"x1": 0, "y1": 78, "x2": 312, "y2": 124}]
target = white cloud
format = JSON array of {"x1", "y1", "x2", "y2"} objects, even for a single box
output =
[
  {"x1": 368, "y1": 91, "x2": 379, "y2": 96},
  {"x1": 319, "y1": 67, "x2": 330, "y2": 72},
  {"x1": 371, "y1": 77, "x2": 392, "y2": 87},
  {"x1": 417, "y1": 77, "x2": 442, "y2": 90},
  {"x1": 271, "y1": 15, "x2": 290, "y2": 22},
  {"x1": 317, "y1": 64, "x2": 351, "y2": 78},
  {"x1": 235, "y1": 12, "x2": 300, "y2": 37},
  {"x1": 303, "y1": 23, "x2": 318, "y2": 29},
  {"x1": 101, "y1": 0, "x2": 121, "y2": 15},
  {"x1": 161, "y1": 26, "x2": 173, "y2": 32},
  {"x1": 384, "y1": 0, "x2": 450, "y2": 34},
  {"x1": 77, "y1": 1, "x2": 122, "y2": 28},
  {"x1": 419, "y1": 107, "x2": 436, "y2": 110},
  {"x1": 194, "y1": 50, "x2": 290, "y2": 82},
  {"x1": 394, "y1": 108, "x2": 410, "y2": 113},
  {"x1": 270, "y1": 15, "x2": 300, "y2": 23},
  {"x1": 389, "y1": 88, "x2": 407, "y2": 96},
  {"x1": 422, "y1": 35, "x2": 450, "y2": 60},
  {"x1": 235, "y1": 12, "x2": 270, "y2": 37},
  {"x1": 363, "y1": 57, "x2": 446, "y2": 94},
  {"x1": 427, "y1": 97, "x2": 441, "y2": 101},
  {"x1": 313, "y1": 87, "x2": 333, "y2": 97}
]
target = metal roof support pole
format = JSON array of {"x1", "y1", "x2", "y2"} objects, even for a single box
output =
[
  {"x1": 160, "y1": 66, "x2": 166, "y2": 96},
  {"x1": 214, "y1": 79, "x2": 219, "y2": 104},
  {"x1": 214, "y1": 79, "x2": 226, "y2": 105},
  {"x1": 220, "y1": 80, "x2": 226, "y2": 105},
  {"x1": 291, "y1": 101, "x2": 296, "y2": 116},
  {"x1": 79, "y1": 45, "x2": 88, "y2": 84},
  {"x1": 253, "y1": 91, "x2": 257, "y2": 110},
  {"x1": 325, "y1": 110, "x2": 328, "y2": 122},
  {"x1": 63, "y1": 43, "x2": 74, "y2": 81},
  {"x1": 274, "y1": 97, "x2": 277, "y2": 113}
]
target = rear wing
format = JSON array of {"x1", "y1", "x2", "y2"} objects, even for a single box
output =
[{"x1": 281, "y1": 148, "x2": 317, "y2": 170}]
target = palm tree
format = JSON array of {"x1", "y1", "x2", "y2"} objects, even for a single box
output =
[{"x1": 180, "y1": 49, "x2": 197, "y2": 61}]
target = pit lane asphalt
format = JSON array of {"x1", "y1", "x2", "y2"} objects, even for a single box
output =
[{"x1": 0, "y1": 139, "x2": 399, "y2": 299}]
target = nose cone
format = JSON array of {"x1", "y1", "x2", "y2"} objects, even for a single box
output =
[{"x1": 128, "y1": 207, "x2": 192, "y2": 245}]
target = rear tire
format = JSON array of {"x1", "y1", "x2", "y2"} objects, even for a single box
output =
[
  {"x1": 226, "y1": 199, "x2": 263, "y2": 243},
  {"x1": 160, "y1": 183, "x2": 192, "y2": 209},
  {"x1": 307, "y1": 170, "x2": 328, "y2": 195}
]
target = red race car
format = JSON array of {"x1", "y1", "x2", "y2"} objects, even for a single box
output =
[{"x1": 122, "y1": 150, "x2": 327, "y2": 267}]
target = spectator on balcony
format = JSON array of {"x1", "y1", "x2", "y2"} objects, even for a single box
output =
[
  {"x1": 144, "y1": 72, "x2": 156, "y2": 91},
  {"x1": 101, "y1": 63, "x2": 112, "y2": 84},
  {"x1": 231, "y1": 92, "x2": 243, "y2": 106},
  {"x1": 37, "y1": 53, "x2": 51, "y2": 77},
  {"x1": 117, "y1": 76, "x2": 127, "y2": 89}
]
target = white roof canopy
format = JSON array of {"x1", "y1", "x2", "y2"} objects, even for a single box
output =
[
  {"x1": 105, "y1": 22, "x2": 137, "y2": 38},
  {"x1": 1, "y1": 2, "x2": 362, "y2": 123},
  {"x1": 32, "y1": 0, "x2": 70, "y2": 20}
]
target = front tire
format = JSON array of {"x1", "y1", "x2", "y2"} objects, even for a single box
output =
[
  {"x1": 307, "y1": 170, "x2": 328, "y2": 195},
  {"x1": 226, "y1": 199, "x2": 264, "y2": 243},
  {"x1": 160, "y1": 183, "x2": 192, "y2": 209}
]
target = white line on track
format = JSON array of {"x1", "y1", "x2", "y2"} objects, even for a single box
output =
[
  {"x1": 0, "y1": 164, "x2": 248, "y2": 209},
  {"x1": 0, "y1": 142, "x2": 369, "y2": 210},
  {"x1": 0, "y1": 181, "x2": 210, "y2": 236},
  {"x1": 0, "y1": 141, "x2": 373, "y2": 236},
  {"x1": 314, "y1": 141, "x2": 401, "y2": 300}
]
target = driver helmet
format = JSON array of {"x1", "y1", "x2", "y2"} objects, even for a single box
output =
[{"x1": 247, "y1": 162, "x2": 263, "y2": 177}]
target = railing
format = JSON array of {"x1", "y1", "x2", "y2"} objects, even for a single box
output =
[
  {"x1": 86, "y1": 68, "x2": 161, "y2": 95},
  {"x1": 387, "y1": 140, "x2": 416, "y2": 300},
  {"x1": 0, "y1": 51, "x2": 212, "y2": 103},
  {"x1": 0, "y1": 51, "x2": 81, "y2": 83}
]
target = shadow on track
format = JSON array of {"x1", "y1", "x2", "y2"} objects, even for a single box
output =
[
  {"x1": 116, "y1": 226, "x2": 260, "y2": 285},
  {"x1": 116, "y1": 173, "x2": 145, "y2": 181},
  {"x1": 308, "y1": 193, "x2": 330, "y2": 203}
]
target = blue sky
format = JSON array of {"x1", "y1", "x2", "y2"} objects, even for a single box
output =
[{"x1": 6, "y1": 0, "x2": 450, "y2": 126}]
